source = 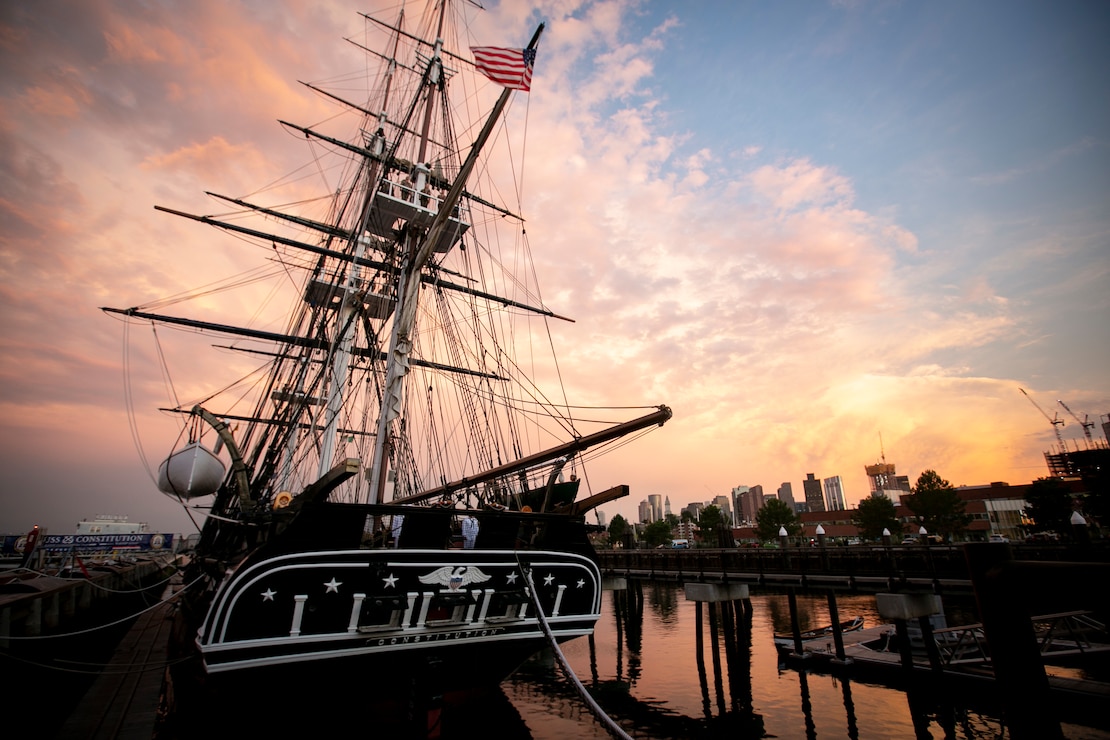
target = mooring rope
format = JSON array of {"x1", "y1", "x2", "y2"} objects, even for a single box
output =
[
  {"x1": 521, "y1": 563, "x2": 632, "y2": 740},
  {"x1": 1, "y1": 575, "x2": 199, "y2": 642},
  {"x1": 8, "y1": 562, "x2": 180, "y2": 595}
]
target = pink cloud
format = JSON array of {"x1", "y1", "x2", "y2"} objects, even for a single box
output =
[{"x1": 0, "y1": 1, "x2": 1099, "y2": 536}]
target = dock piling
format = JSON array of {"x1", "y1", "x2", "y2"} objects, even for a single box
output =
[{"x1": 964, "y1": 542, "x2": 1063, "y2": 740}]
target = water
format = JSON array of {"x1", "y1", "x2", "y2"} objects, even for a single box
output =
[
  {"x1": 21, "y1": 580, "x2": 1107, "y2": 738},
  {"x1": 484, "y1": 583, "x2": 1110, "y2": 739}
]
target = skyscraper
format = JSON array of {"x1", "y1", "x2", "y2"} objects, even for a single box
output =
[
  {"x1": 731, "y1": 485, "x2": 749, "y2": 524},
  {"x1": 751, "y1": 484, "x2": 765, "y2": 513},
  {"x1": 777, "y1": 481, "x2": 796, "y2": 510},
  {"x1": 803, "y1": 473, "x2": 825, "y2": 512},
  {"x1": 713, "y1": 495, "x2": 734, "y2": 526},
  {"x1": 648, "y1": 493, "x2": 662, "y2": 522},
  {"x1": 738, "y1": 485, "x2": 765, "y2": 522},
  {"x1": 823, "y1": 475, "x2": 846, "y2": 511},
  {"x1": 682, "y1": 502, "x2": 704, "y2": 521}
]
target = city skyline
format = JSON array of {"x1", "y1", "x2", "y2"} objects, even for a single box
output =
[{"x1": 626, "y1": 445, "x2": 1091, "y2": 525}]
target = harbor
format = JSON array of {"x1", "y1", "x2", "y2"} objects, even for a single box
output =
[
  {"x1": 6, "y1": 545, "x2": 1108, "y2": 738},
  {"x1": 2, "y1": 2, "x2": 1108, "y2": 738}
]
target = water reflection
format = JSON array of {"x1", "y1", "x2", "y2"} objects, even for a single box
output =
[
  {"x1": 767, "y1": 589, "x2": 838, "y2": 636},
  {"x1": 497, "y1": 586, "x2": 1107, "y2": 739},
  {"x1": 798, "y1": 669, "x2": 817, "y2": 740},
  {"x1": 841, "y1": 675, "x2": 859, "y2": 740},
  {"x1": 647, "y1": 579, "x2": 680, "y2": 623},
  {"x1": 612, "y1": 580, "x2": 643, "y2": 683},
  {"x1": 901, "y1": 678, "x2": 1008, "y2": 740},
  {"x1": 609, "y1": 586, "x2": 764, "y2": 737}
]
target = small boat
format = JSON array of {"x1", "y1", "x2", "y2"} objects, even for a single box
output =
[
  {"x1": 101, "y1": 0, "x2": 672, "y2": 719},
  {"x1": 774, "y1": 616, "x2": 865, "y2": 650}
]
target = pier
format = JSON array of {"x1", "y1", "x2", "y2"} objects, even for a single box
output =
[
  {"x1": 596, "y1": 541, "x2": 1106, "y2": 594},
  {"x1": 0, "y1": 555, "x2": 176, "y2": 738},
  {"x1": 602, "y1": 542, "x2": 1109, "y2": 740},
  {"x1": 0, "y1": 554, "x2": 174, "y2": 645}
]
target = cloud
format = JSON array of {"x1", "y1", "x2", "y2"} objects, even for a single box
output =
[
  {"x1": 140, "y1": 136, "x2": 268, "y2": 181},
  {"x1": 0, "y1": 0, "x2": 1104, "y2": 536}
]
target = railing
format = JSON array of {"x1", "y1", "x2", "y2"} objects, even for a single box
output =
[
  {"x1": 595, "y1": 542, "x2": 1108, "y2": 595},
  {"x1": 1034, "y1": 610, "x2": 1109, "y2": 659},
  {"x1": 929, "y1": 610, "x2": 1108, "y2": 668}
]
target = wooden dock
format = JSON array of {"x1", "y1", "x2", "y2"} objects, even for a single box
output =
[
  {"x1": 778, "y1": 621, "x2": 1110, "y2": 730},
  {"x1": 55, "y1": 586, "x2": 176, "y2": 739}
]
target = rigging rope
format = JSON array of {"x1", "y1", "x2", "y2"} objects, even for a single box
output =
[{"x1": 521, "y1": 563, "x2": 633, "y2": 740}]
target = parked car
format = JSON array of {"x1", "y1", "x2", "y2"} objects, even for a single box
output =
[
  {"x1": 988, "y1": 534, "x2": 1009, "y2": 543},
  {"x1": 902, "y1": 534, "x2": 943, "y2": 545}
]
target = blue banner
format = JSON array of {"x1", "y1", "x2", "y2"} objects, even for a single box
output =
[{"x1": 2, "y1": 532, "x2": 175, "y2": 555}]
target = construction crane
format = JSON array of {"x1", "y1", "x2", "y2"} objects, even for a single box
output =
[
  {"x1": 1058, "y1": 399, "x2": 1095, "y2": 445},
  {"x1": 1020, "y1": 388, "x2": 1065, "y2": 451}
]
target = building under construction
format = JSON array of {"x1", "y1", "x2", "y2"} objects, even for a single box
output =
[
  {"x1": 1039, "y1": 409, "x2": 1109, "y2": 478},
  {"x1": 1044, "y1": 446, "x2": 1110, "y2": 479},
  {"x1": 865, "y1": 461, "x2": 912, "y2": 502},
  {"x1": 1022, "y1": 392, "x2": 1110, "y2": 478}
]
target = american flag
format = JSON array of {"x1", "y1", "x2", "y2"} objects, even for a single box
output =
[{"x1": 470, "y1": 46, "x2": 537, "y2": 92}]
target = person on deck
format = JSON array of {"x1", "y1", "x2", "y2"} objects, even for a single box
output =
[
  {"x1": 462, "y1": 514, "x2": 479, "y2": 549},
  {"x1": 391, "y1": 514, "x2": 404, "y2": 548}
]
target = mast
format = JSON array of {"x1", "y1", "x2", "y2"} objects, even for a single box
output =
[
  {"x1": 314, "y1": 10, "x2": 407, "y2": 486},
  {"x1": 416, "y1": 4, "x2": 448, "y2": 166},
  {"x1": 367, "y1": 22, "x2": 546, "y2": 505}
]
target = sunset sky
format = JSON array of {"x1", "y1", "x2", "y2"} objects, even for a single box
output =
[{"x1": 2, "y1": 0, "x2": 1107, "y2": 537}]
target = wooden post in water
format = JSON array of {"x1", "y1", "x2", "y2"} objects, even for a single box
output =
[
  {"x1": 893, "y1": 619, "x2": 914, "y2": 670},
  {"x1": 826, "y1": 591, "x2": 848, "y2": 662},
  {"x1": 708, "y1": 602, "x2": 725, "y2": 713},
  {"x1": 694, "y1": 601, "x2": 705, "y2": 679},
  {"x1": 787, "y1": 588, "x2": 805, "y2": 656},
  {"x1": 964, "y1": 542, "x2": 1063, "y2": 740},
  {"x1": 876, "y1": 593, "x2": 941, "y2": 672},
  {"x1": 917, "y1": 614, "x2": 944, "y2": 676}
]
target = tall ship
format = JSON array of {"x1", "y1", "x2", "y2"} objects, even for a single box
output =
[{"x1": 102, "y1": 1, "x2": 670, "y2": 718}]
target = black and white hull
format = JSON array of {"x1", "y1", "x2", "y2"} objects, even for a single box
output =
[{"x1": 197, "y1": 548, "x2": 600, "y2": 681}]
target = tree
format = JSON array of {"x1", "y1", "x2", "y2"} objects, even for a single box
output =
[
  {"x1": 1023, "y1": 477, "x2": 1074, "y2": 535},
  {"x1": 608, "y1": 514, "x2": 629, "y2": 547},
  {"x1": 755, "y1": 498, "x2": 801, "y2": 541},
  {"x1": 901, "y1": 470, "x2": 971, "y2": 542},
  {"x1": 698, "y1": 505, "x2": 724, "y2": 547},
  {"x1": 851, "y1": 495, "x2": 901, "y2": 540},
  {"x1": 680, "y1": 510, "x2": 695, "y2": 524},
  {"x1": 665, "y1": 513, "x2": 680, "y2": 528},
  {"x1": 643, "y1": 520, "x2": 673, "y2": 548}
]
